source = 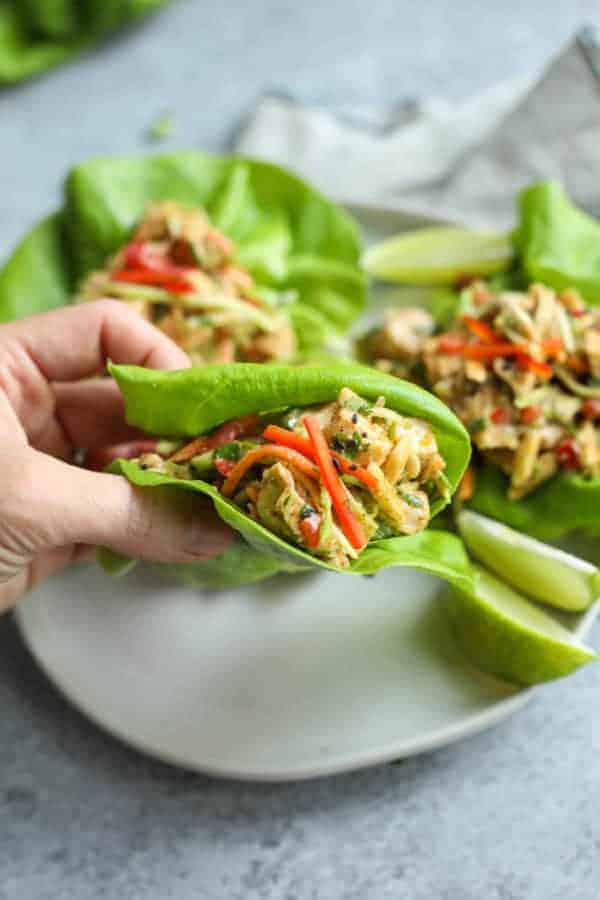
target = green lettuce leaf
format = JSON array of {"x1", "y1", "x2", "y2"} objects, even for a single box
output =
[
  {"x1": 516, "y1": 181, "x2": 600, "y2": 302},
  {"x1": 110, "y1": 362, "x2": 470, "y2": 498},
  {"x1": 0, "y1": 214, "x2": 70, "y2": 322},
  {"x1": 468, "y1": 464, "x2": 600, "y2": 541},
  {"x1": 0, "y1": 1, "x2": 170, "y2": 84},
  {"x1": 0, "y1": 152, "x2": 365, "y2": 353},
  {"x1": 101, "y1": 362, "x2": 472, "y2": 587}
]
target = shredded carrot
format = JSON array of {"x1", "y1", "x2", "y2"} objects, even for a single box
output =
[
  {"x1": 458, "y1": 467, "x2": 474, "y2": 502},
  {"x1": 262, "y1": 425, "x2": 378, "y2": 491},
  {"x1": 541, "y1": 339, "x2": 563, "y2": 358},
  {"x1": 462, "y1": 316, "x2": 498, "y2": 344},
  {"x1": 112, "y1": 268, "x2": 193, "y2": 294},
  {"x1": 566, "y1": 354, "x2": 589, "y2": 375},
  {"x1": 304, "y1": 416, "x2": 367, "y2": 550},
  {"x1": 221, "y1": 445, "x2": 320, "y2": 498},
  {"x1": 168, "y1": 436, "x2": 210, "y2": 463}
]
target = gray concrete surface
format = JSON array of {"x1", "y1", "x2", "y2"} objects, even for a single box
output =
[{"x1": 2, "y1": 1, "x2": 600, "y2": 897}]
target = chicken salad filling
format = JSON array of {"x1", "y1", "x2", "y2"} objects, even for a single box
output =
[
  {"x1": 79, "y1": 201, "x2": 296, "y2": 365},
  {"x1": 130, "y1": 388, "x2": 448, "y2": 568},
  {"x1": 364, "y1": 281, "x2": 600, "y2": 500}
]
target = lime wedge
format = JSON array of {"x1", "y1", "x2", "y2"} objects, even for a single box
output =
[
  {"x1": 363, "y1": 227, "x2": 514, "y2": 285},
  {"x1": 457, "y1": 509, "x2": 600, "y2": 612},
  {"x1": 448, "y1": 566, "x2": 596, "y2": 685}
]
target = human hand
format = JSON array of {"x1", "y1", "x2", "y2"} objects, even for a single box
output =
[{"x1": 0, "y1": 300, "x2": 232, "y2": 612}]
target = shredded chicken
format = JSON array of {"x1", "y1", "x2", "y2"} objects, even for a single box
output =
[
  {"x1": 133, "y1": 387, "x2": 446, "y2": 569},
  {"x1": 366, "y1": 281, "x2": 600, "y2": 498}
]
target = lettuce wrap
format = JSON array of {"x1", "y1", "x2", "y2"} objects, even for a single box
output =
[
  {"x1": 0, "y1": 152, "x2": 365, "y2": 356},
  {"x1": 0, "y1": 1, "x2": 171, "y2": 84},
  {"x1": 363, "y1": 181, "x2": 600, "y2": 540},
  {"x1": 104, "y1": 362, "x2": 473, "y2": 589}
]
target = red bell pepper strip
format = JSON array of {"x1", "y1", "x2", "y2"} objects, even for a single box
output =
[
  {"x1": 490, "y1": 407, "x2": 510, "y2": 424},
  {"x1": 262, "y1": 425, "x2": 378, "y2": 491},
  {"x1": 437, "y1": 334, "x2": 466, "y2": 354},
  {"x1": 169, "y1": 415, "x2": 261, "y2": 463},
  {"x1": 519, "y1": 405, "x2": 540, "y2": 425},
  {"x1": 516, "y1": 353, "x2": 553, "y2": 380},
  {"x1": 556, "y1": 438, "x2": 582, "y2": 471},
  {"x1": 299, "y1": 512, "x2": 321, "y2": 549},
  {"x1": 303, "y1": 416, "x2": 367, "y2": 550},
  {"x1": 112, "y1": 268, "x2": 194, "y2": 294},
  {"x1": 462, "y1": 342, "x2": 523, "y2": 361}
]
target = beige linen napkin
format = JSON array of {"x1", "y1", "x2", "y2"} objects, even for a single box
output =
[{"x1": 236, "y1": 30, "x2": 600, "y2": 228}]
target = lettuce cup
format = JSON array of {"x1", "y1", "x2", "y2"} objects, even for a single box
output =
[
  {"x1": 0, "y1": 152, "x2": 366, "y2": 359},
  {"x1": 105, "y1": 362, "x2": 472, "y2": 586}
]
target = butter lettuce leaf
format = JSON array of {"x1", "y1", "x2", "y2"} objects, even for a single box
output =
[
  {"x1": 0, "y1": 1, "x2": 170, "y2": 84},
  {"x1": 0, "y1": 152, "x2": 365, "y2": 353}
]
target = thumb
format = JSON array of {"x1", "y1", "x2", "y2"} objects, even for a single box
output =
[{"x1": 17, "y1": 449, "x2": 233, "y2": 564}]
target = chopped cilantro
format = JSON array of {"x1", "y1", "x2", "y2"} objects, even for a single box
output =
[
  {"x1": 468, "y1": 417, "x2": 487, "y2": 434},
  {"x1": 214, "y1": 442, "x2": 243, "y2": 462},
  {"x1": 402, "y1": 493, "x2": 424, "y2": 508}
]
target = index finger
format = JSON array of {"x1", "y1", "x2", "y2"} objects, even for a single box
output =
[{"x1": 0, "y1": 299, "x2": 190, "y2": 382}]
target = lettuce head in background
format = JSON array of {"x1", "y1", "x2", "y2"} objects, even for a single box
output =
[{"x1": 0, "y1": 1, "x2": 173, "y2": 84}]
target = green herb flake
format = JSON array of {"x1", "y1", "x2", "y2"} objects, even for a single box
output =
[
  {"x1": 146, "y1": 112, "x2": 175, "y2": 143},
  {"x1": 468, "y1": 417, "x2": 487, "y2": 434},
  {"x1": 402, "y1": 493, "x2": 424, "y2": 508},
  {"x1": 214, "y1": 442, "x2": 243, "y2": 462}
]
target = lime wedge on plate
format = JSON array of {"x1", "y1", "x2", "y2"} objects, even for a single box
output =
[
  {"x1": 448, "y1": 566, "x2": 596, "y2": 685},
  {"x1": 457, "y1": 509, "x2": 600, "y2": 612},
  {"x1": 363, "y1": 227, "x2": 514, "y2": 285}
]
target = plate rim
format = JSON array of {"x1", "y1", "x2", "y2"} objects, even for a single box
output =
[{"x1": 15, "y1": 598, "x2": 534, "y2": 782}]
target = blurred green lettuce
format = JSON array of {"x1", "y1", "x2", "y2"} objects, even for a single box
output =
[
  {"x1": 421, "y1": 181, "x2": 600, "y2": 538},
  {"x1": 0, "y1": 151, "x2": 366, "y2": 353},
  {"x1": 0, "y1": 1, "x2": 171, "y2": 84}
]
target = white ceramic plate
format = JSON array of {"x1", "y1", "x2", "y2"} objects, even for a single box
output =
[{"x1": 15, "y1": 204, "x2": 600, "y2": 781}]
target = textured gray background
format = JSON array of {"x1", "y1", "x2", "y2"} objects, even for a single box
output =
[{"x1": 2, "y1": 1, "x2": 600, "y2": 898}]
